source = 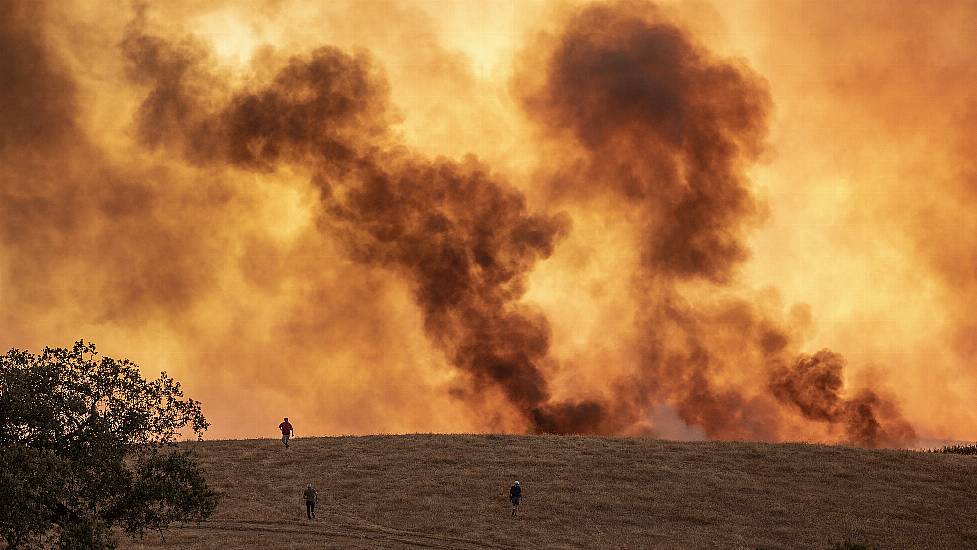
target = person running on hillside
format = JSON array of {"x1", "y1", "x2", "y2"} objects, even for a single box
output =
[
  {"x1": 509, "y1": 481, "x2": 521, "y2": 516},
  {"x1": 303, "y1": 484, "x2": 318, "y2": 519},
  {"x1": 278, "y1": 417, "x2": 294, "y2": 448}
]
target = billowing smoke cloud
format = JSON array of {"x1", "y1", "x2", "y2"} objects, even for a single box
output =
[
  {"x1": 0, "y1": 1, "x2": 486, "y2": 436},
  {"x1": 521, "y1": 1, "x2": 767, "y2": 283},
  {"x1": 122, "y1": 20, "x2": 391, "y2": 170},
  {"x1": 770, "y1": 350, "x2": 915, "y2": 447},
  {"x1": 736, "y1": 0, "x2": 977, "y2": 439},
  {"x1": 322, "y1": 157, "x2": 574, "y2": 427},
  {"x1": 6, "y1": 0, "x2": 969, "y2": 445},
  {"x1": 119, "y1": 22, "x2": 596, "y2": 432},
  {"x1": 517, "y1": 1, "x2": 915, "y2": 446}
]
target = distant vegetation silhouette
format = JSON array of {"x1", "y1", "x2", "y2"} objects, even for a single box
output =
[
  {"x1": 935, "y1": 443, "x2": 977, "y2": 455},
  {"x1": 0, "y1": 341, "x2": 216, "y2": 549}
]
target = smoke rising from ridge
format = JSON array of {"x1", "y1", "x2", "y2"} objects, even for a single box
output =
[
  {"x1": 5, "y1": 0, "x2": 975, "y2": 444},
  {"x1": 120, "y1": 25, "x2": 593, "y2": 431},
  {"x1": 517, "y1": 1, "x2": 914, "y2": 445}
]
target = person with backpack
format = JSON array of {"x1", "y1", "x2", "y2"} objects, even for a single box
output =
[
  {"x1": 303, "y1": 484, "x2": 318, "y2": 519},
  {"x1": 509, "y1": 481, "x2": 521, "y2": 516}
]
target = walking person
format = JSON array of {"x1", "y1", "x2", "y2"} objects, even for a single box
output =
[
  {"x1": 303, "y1": 484, "x2": 318, "y2": 519},
  {"x1": 278, "y1": 417, "x2": 294, "y2": 448},
  {"x1": 509, "y1": 481, "x2": 521, "y2": 516}
]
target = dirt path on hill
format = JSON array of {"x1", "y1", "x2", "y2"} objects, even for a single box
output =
[{"x1": 163, "y1": 514, "x2": 514, "y2": 550}]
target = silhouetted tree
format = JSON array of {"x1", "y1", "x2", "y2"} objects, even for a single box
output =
[{"x1": 0, "y1": 341, "x2": 217, "y2": 549}]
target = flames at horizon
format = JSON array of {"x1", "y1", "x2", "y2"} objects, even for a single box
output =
[{"x1": 2, "y1": 0, "x2": 975, "y2": 445}]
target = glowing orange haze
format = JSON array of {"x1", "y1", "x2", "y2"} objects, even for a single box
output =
[{"x1": 1, "y1": 0, "x2": 974, "y2": 444}]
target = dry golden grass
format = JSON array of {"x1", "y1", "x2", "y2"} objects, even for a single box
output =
[{"x1": 123, "y1": 435, "x2": 977, "y2": 549}]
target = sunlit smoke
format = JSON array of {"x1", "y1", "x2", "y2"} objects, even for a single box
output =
[
  {"x1": 2, "y1": 0, "x2": 974, "y2": 445},
  {"x1": 515, "y1": 1, "x2": 914, "y2": 445}
]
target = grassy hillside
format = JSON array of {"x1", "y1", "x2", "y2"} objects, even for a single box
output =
[{"x1": 124, "y1": 435, "x2": 977, "y2": 549}]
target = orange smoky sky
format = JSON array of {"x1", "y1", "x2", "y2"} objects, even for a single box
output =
[{"x1": 1, "y1": 0, "x2": 974, "y2": 445}]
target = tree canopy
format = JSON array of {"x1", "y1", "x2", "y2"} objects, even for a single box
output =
[{"x1": 0, "y1": 341, "x2": 217, "y2": 549}]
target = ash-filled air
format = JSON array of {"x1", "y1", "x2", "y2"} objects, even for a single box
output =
[{"x1": 2, "y1": 0, "x2": 974, "y2": 445}]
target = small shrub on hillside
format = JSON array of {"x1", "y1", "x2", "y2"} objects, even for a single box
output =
[{"x1": 935, "y1": 443, "x2": 977, "y2": 455}]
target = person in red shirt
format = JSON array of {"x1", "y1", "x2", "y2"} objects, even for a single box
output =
[{"x1": 278, "y1": 417, "x2": 294, "y2": 448}]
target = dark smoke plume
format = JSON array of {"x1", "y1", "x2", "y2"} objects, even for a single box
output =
[
  {"x1": 115, "y1": 1, "x2": 918, "y2": 443},
  {"x1": 771, "y1": 350, "x2": 916, "y2": 447},
  {"x1": 521, "y1": 1, "x2": 768, "y2": 283},
  {"x1": 322, "y1": 154, "x2": 574, "y2": 427},
  {"x1": 122, "y1": 20, "x2": 391, "y2": 170},
  {"x1": 0, "y1": 0, "x2": 907, "y2": 443},
  {"x1": 122, "y1": 24, "x2": 595, "y2": 432},
  {"x1": 520, "y1": 1, "x2": 915, "y2": 445}
]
